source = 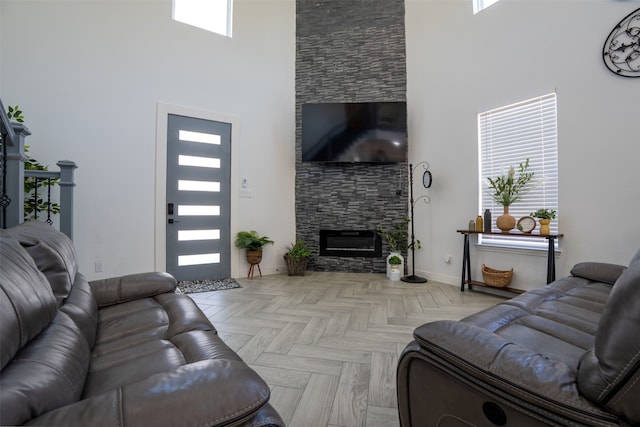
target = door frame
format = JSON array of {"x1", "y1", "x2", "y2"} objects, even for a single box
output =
[{"x1": 155, "y1": 102, "x2": 240, "y2": 278}]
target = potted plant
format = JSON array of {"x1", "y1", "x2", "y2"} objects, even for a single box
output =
[
  {"x1": 487, "y1": 158, "x2": 535, "y2": 233},
  {"x1": 284, "y1": 239, "x2": 312, "y2": 276},
  {"x1": 234, "y1": 230, "x2": 274, "y2": 266},
  {"x1": 388, "y1": 255, "x2": 402, "y2": 281},
  {"x1": 378, "y1": 218, "x2": 419, "y2": 279},
  {"x1": 531, "y1": 208, "x2": 556, "y2": 235},
  {"x1": 377, "y1": 217, "x2": 421, "y2": 253},
  {"x1": 388, "y1": 255, "x2": 402, "y2": 268}
]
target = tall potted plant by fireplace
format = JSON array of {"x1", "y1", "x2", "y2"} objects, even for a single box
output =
[
  {"x1": 284, "y1": 239, "x2": 312, "y2": 276},
  {"x1": 487, "y1": 158, "x2": 535, "y2": 233},
  {"x1": 377, "y1": 217, "x2": 418, "y2": 278}
]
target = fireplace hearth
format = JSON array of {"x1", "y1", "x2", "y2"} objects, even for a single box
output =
[{"x1": 319, "y1": 230, "x2": 382, "y2": 258}]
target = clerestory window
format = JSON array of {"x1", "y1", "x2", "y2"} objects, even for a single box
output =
[
  {"x1": 173, "y1": 0, "x2": 233, "y2": 37},
  {"x1": 473, "y1": 0, "x2": 501, "y2": 14}
]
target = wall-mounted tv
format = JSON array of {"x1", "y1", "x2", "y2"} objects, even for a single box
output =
[{"x1": 301, "y1": 101, "x2": 407, "y2": 163}]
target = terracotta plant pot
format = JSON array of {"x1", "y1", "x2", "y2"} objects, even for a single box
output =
[
  {"x1": 496, "y1": 206, "x2": 516, "y2": 233},
  {"x1": 246, "y1": 250, "x2": 263, "y2": 265}
]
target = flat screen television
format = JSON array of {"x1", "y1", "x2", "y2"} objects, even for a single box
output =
[{"x1": 301, "y1": 101, "x2": 407, "y2": 163}]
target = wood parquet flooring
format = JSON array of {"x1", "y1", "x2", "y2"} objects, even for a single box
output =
[{"x1": 188, "y1": 271, "x2": 502, "y2": 427}]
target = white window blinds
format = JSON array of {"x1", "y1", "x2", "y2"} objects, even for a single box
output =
[{"x1": 479, "y1": 93, "x2": 558, "y2": 248}]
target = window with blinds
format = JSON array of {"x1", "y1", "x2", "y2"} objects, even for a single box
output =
[{"x1": 478, "y1": 93, "x2": 558, "y2": 249}]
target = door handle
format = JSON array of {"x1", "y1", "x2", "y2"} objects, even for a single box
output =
[
  {"x1": 168, "y1": 218, "x2": 180, "y2": 224},
  {"x1": 168, "y1": 203, "x2": 174, "y2": 215}
]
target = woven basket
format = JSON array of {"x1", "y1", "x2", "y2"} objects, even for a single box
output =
[{"x1": 482, "y1": 264, "x2": 513, "y2": 288}]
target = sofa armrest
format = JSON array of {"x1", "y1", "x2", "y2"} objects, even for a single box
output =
[
  {"x1": 25, "y1": 360, "x2": 278, "y2": 427},
  {"x1": 407, "y1": 321, "x2": 608, "y2": 417},
  {"x1": 570, "y1": 262, "x2": 626, "y2": 285},
  {"x1": 89, "y1": 272, "x2": 176, "y2": 307}
]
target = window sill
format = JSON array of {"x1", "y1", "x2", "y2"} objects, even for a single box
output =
[{"x1": 476, "y1": 241, "x2": 562, "y2": 257}]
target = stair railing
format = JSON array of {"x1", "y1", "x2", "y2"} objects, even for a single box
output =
[{"x1": 1, "y1": 120, "x2": 77, "y2": 239}]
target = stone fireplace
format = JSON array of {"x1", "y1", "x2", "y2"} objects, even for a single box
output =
[{"x1": 295, "y1": 0, "x2": 408, "y2": 273}]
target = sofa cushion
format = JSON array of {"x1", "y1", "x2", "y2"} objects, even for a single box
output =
[
  {"x1": 577, "y1": 255, "x2": 640, "y2": 424},
  {"x1": 0, "y1": 235, "x2": 57, "y2": 370},
  {"x1": 25, "y1": 360, "x2": 273, "y2": 427},
  {"x1": 84, "y1": 293, "x2": 235, "y2": 398},
  {"x1": 4, "y1": 220, "x2": 78, "y2": 304},
  {"x1": 0, "y1": 310, "x2": 91, "y2": 426}
]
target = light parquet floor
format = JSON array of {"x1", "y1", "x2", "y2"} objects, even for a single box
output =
[{"x1": 188, "y1": 271, "x2": 503, "y2": 427}]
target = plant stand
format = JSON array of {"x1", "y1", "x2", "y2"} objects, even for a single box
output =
[
  {"x1": 248, "y1": 262, "x2": 262, "y2": 278},
  {"x1": 246, "y1": 250, "x2": 263, "y2": 279}
]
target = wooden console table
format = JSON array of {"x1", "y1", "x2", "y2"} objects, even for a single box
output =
[{"x1": 456, "y1": 230, "x2": 563, "y2": 294}]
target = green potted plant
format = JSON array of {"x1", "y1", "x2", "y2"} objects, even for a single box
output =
[
  {"x1": 284, "y1": 239, "x2": 312, "y2": 276},
  {"x1": 530, "y1": 208, "x2": 556, "y2": 235},
  {"x1": 388, "y1": 254, "x2": 402, "y2": 281},
  {"x1": 234, "y1": 230, "x2": 274, "y2": 266},
  {"x1": 377, "y1": 217, "x2": 421, "y2": 253},
  {"x1": 388, "y1": 255, "x2": 402, "y2": 268},
  {"x1": 487, "y1": 158, "x2": 535, "y2": 233}
]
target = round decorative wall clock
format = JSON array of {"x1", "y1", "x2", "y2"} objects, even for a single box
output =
[
  {"x1": 603, "y1": 7, "x2": 640, "y2": 78},
  {"x1": 422, "y1": 170, "x2": 432, "y2": 188}
]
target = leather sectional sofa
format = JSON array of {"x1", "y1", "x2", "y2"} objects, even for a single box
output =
[
  {"x1": 0, "y1": 221, "x2": 283, "y2": 426},
  {"x1": 398, "y1": 248, "x2": 640, "y2": 426}
]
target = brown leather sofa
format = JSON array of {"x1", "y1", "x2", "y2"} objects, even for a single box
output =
[
  {"x1": 0, "y1": 221, "x2": 284, "y2": 426},
  {"x1": 397, "y1": 249, "x2": 640, "y2": 426}
]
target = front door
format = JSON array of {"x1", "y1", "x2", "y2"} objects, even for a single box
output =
[{"x1": 166, "y1": 114, "x2": 231, "y2": 281}]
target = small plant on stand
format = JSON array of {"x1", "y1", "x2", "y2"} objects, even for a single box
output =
[
  {"x1": 531, "y1": 208, "x2": 556, "y2": 235},
  {"x1": 234, "y1": 231, "x2": 274, "y2": 278},
  {"x1": 284, "y1": 239, "x2": 312, "y2": 276}
]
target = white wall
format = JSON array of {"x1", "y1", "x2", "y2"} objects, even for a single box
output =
[
  {"x1": 1, "y1": 0, "x2": 296, "y2": 280},
  {"x1": 406, "y1": 0, "x2": 640, "y2": 290},
  {"x1": 3, "y1": 0, "x2": 639, "y2": 289}
]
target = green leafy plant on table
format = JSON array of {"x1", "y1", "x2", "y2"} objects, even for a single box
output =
[
  {"x1": 487, "y1": 158, "x2": 535, "y2": 206},
  {"x1": 530, "y1": 208, "x2": 556, "y2": 219}
]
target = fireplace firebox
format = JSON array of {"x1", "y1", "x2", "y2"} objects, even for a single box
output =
[{"x1": 319, "y1": 230, "x2": 382, "y2": 258}]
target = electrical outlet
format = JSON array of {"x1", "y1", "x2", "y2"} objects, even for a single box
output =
[{"x1": 95, "y1": 262, "x2": 103, "y2": 273}]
